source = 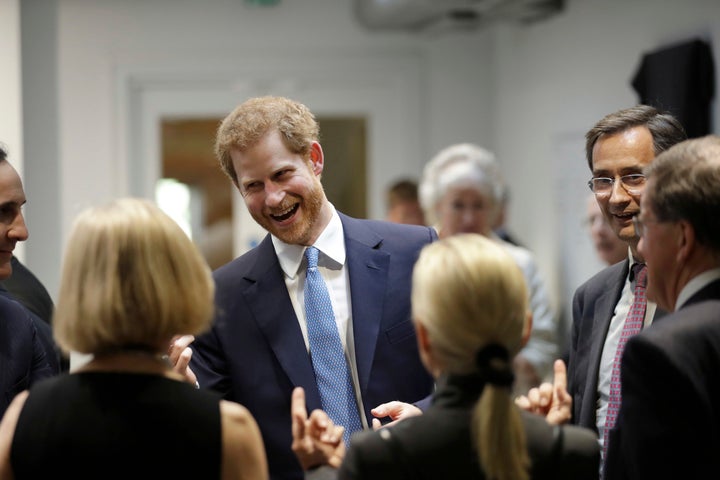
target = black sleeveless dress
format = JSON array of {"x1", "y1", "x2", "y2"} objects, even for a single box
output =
[{"x1": 10, "y1": 372, "x2": 222, "y2": 479}]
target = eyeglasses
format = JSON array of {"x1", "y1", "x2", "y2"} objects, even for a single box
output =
[
  {"x1": 632, "y1": 214, "x2": 665, "y2": 237},
  {"x1": 587, "y1": 174, "x2": 646, "y2": 196}
]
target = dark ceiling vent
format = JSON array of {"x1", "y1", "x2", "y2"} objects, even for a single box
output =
[{"x1": 354, "y1": 0, "x2": 564, "y2": 32}]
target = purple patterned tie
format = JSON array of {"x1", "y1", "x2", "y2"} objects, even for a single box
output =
[{"x1": 603, "y1": 263, "x2": 647, "y2": 463}]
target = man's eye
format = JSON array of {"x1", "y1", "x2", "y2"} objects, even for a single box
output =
[
  {"x1": 275, "y1": 169, "x2": 291, "y2": 179},
  {"x1": 623, "y1": 175, "x2": 646, "y2": 186}
]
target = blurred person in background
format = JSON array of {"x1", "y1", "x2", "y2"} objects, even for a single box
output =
[
  {"x1": 585, "y1": 194, "x2": 627, "y2": 266},
  {"x1": 419, "y1": 142, "x2": 559, "y2": 395},
  {"x1": 385, "y1": 178, "x2": 425, "y2": 226}
]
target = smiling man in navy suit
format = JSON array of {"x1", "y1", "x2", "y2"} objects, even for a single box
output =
[{"x1": 187, "y1": 96, "x2": 435, "y2": 479}]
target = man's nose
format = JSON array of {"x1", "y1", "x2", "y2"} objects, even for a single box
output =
[
  {"x1": 265, "y1": 183, "x2": 285, "y2": 205},
  {"x1": 9, "y1": 214, "x2": 29, "y2": 241}
]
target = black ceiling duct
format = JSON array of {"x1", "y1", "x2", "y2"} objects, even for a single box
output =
[{"x1": 354, "y1": 0, "x2": 564, "y2": 32}]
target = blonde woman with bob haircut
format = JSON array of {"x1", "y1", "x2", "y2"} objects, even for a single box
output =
[
  {"x1": 0, "y1": 198, "x2": 268, "y2": 480},
  {"x1": 292, "y1": 234, "x2": 599, "y2": 480}
]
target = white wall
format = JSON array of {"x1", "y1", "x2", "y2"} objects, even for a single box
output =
[
  {"x1": 18, "y1": 0, "x2": 720, "y2": 318},
  {"x1": 24, "y1": 0, "x2": 494, "y2": 299},
  {"x1": 0, "y1": 0, "x2": 24, "y2": 259}
]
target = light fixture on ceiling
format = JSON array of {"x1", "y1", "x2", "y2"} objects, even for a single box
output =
[{"x1": 245, "y1": 0, "x2": 281, "y2": 6}]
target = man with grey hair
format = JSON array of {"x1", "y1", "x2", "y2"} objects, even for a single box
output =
[{"x1": 604, "y1": 134, "x2": 720, "y2": 479}]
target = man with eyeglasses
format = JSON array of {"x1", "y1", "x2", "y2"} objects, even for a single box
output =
[
  {"x1": 603, "y1": 134, "x2": 720, "y2": 479},
  {"x1": 516, "y1": 105, "x2": 686, "y2": 475}
]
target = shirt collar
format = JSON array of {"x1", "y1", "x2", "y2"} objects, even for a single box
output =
[
  {"x1": 272, "y1": 203, "x2": 346, "y2": 279},
  {"x1": 627, "y1": 250, "x2": 643, "y2": 279},
  {"x1": 628, "y1": 250, "x2": 640, "y2": 267}
]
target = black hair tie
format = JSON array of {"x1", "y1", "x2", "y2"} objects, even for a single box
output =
[{"x1": 475, "y1": 343, "x2": 514, "y2": 388}]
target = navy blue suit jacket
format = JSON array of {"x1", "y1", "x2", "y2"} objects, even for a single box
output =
[
  {"x1": 0, "y1": 287, "x2": 63, "y2": 375},
  {"x1": 568, "y1": 259, "x2": 666, "y2": 431},
  {"x1": 0, "y1": 294, "x2": 56, "y2": 418},
  {"x1": 605, "y1": 279, "x2": 720, "y2": 479},
  {"x1": 191, "y1": 213, "x2": 436, "y2": 479}
]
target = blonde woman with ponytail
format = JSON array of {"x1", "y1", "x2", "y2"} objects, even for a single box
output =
[{"x1": 292, "y1": 234, "x2": 599, "y2": 479}]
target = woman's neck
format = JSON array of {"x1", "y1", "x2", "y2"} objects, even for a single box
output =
[{"x1": 78, "y1": 347, "x2": 178, "y2": 378}]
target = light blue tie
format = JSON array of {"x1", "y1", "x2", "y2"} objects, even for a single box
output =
[{"x1": 304, "y1": 246, "x2": 362, "y2": 444}]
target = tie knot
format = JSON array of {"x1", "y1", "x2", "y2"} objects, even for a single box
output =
[
  {"x1": 305, "y1": 246, "x2": 319, "y2": 269},
  {"x1": 632, "y1": 263, "x2": 647, "y2": 287}
]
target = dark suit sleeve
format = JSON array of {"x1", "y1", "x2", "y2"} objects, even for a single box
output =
[
  {"x1": 606, "y1": 332, "x2": 712, "y2": 479},
  {"x1": 338, "y1": 429, "x2": 404, "y2": 480},
  {"x1": 413, "y1": 393, "x2": 432, "y2": 412},
  {"x1": 28, "y1": 313, "x2": 57, "y2": 382},
  {"x1": 304, "y1": 466, "x2": 338, "y2": 480},
  {"x1": 1, "y1": 287, "x2": 63, "y2": 374},
  {"x1": 0, "y1": 297, "x2": 55, "y2": 416},
  {"x1": 2, "y1": 257, "x2": 55, "y2": 324},
  {"x1": 30, "y1": 314, "x2": 63, "y2": 375}
]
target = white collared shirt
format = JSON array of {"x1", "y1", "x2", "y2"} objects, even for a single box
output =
[{"x1": 273, "y1": 206, "x2": 350, "y2": 350}]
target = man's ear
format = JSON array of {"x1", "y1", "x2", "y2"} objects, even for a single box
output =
[
  {"x1": 415, "y1": 319, "x2": 442, "y2": 378},
  {"x1": 309, "y1": 141, "x2": 324, "y2": 176},
  {"x1": 676, "y1": 219, "x2": 695, "y2": 264},
  {"x1": 521, "y1": 311, "x2": 533, "y2": 348},
  {"x1": 415, "y1": 320, "x2": 432, "y2": 356}
]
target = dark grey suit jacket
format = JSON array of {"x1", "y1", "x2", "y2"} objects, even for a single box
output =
[
  {"x1": 191, "y1": 213, "x2": 436, "y2": 480},
  {"x1": 604, "y1": 279, "x2": 720, "y2": 479},
  {"x1": 568, "y1": 259, "x2": 666, "y2": 431}
]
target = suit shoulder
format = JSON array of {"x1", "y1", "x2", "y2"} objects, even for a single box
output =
[
  {"x1": 634, "y1": 301, "x2": 720, "y2": 346},
  {"x1": 0, "y1": 294, "x2": 37, "y2": 344},
  {"x1": 0, "y1": 293, "x2": 33, "y2": 324},
  {"x1": 342, "y1": 215, "x2": 436, "y2": 248},
  {"x1": 575, "y1": 260, "x2": 627, "y2": 295},
  {"x1": 212, "y1": 236, "x2": 272, "y2": 281}
]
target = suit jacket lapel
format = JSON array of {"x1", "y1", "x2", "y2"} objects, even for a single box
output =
[
  {"x1": 241, "y1": 235, "x2": 323, "y2": 408},
  {"x1": 582, "y1": 260, "x2": 629, "y2": 429},
  {"x1": 341, "y1": 214, "x2": 388, "y2": 394}
]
